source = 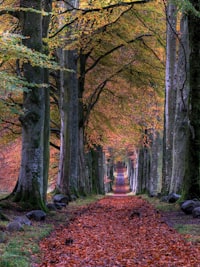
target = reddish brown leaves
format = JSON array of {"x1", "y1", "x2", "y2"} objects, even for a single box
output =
[{"x1": 38, "y1": 197, "x2": 200, "y2": 266}]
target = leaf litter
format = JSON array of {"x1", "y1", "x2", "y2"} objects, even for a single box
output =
[{"x1": 37, "y1": 196, "x2": 200, "y2": 267}]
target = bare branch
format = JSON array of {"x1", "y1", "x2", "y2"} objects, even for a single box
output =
[{"x1": 50, "y1": 141, "x2": 60, "y2": 150}]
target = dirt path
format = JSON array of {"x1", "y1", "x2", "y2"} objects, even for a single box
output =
[
  {"x1": 38, "y1": 196, "x2": 200, "y2": 267},
  {"x1": 112, "y1": 164, "x2": 130, "y2": 195}
]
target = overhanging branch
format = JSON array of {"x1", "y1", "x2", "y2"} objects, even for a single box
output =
[
  {"x1": 50, "y1": 0, "x2": 151, "y2": 38},
  {"x1": 86, "y1": 33, "x2": 152, "y2": 73}
]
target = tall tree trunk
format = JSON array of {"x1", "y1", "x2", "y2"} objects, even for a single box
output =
[
  {"x1": 127, "y1": 151, "x2": 138, "y2": 194},
  {"x1": 170, "y1": 14, "x2": 189, "y2": 194},
  {"x1": 78, "y1": 127, "x2": 88, "y2": 195},
  {"x1": 78, "y1": 52, "x2": 89, "y2": 195},
  {"x1": 137, "y1": 146, "x2": 150, "y2": 194},
  {"x1": 68, "y1": 50, "x2": 79, "y2": 194},
  {"x1": 42, "y1": 0, "x2": 52, "y2": 200},
  {"x1": 184, "y1": 2, "x2": 200, "y2": 198},
  {"x1": 56, "y1": 0, "x2": 79, "y2": 196},
  {"x1": 56, "y1": 48, "x2": 71, "y2": 196},
  {"x1": 162, "y1": 3, "x2": 177, "y2": 194},
  {"x1": 57, "y1": 48, "x2": 79, "y2": 196},
  {"x1": 14, "y1": 0, "x2": 51, "y2": 209},
  {"x1": 149, "y1": 131, "x2": 163, "y2": 196},
  {"x1": 89, "y1": 146, "x2": 105, "y2": 194}
]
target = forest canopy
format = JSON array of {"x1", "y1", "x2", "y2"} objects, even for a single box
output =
[{"x1": 1, "y1": 0, "x2": 200, "y2": 207}]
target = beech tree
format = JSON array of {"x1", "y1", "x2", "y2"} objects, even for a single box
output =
[
  {"x1": 170, "y1": 13, "x2": 189, "y2": 194},
  {"x1": 13, "y1": 0, "x2": 52, "y2": 209},
  {"x1": 52, "y1": 0, "x2": 163, "y2": 196},
  {"x1": 84, "y1": 1, "x2": 165, "y2": 195},
  {"x1": 184, "y1": 0, "x2": 200, "y2": 198},
  {"x1": 162, "y1": 2, "x2": 177, "y2": 194},
  {"x1": 56, "y1": 0, "x2": 80, "y2": 197},
  {"x1": 0, "y1": 0, "x2": 167, "y2": 201},
  {"x1": 162, "y1": 0, "x2": 200, "y2": 197}
]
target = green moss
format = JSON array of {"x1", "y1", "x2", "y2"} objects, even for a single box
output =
[
  {"x1": 13, "y1": 189, "x2": 47, "y2": 211},
  {"x1": 0, "y1": 224, "x2": 53, "y2": 267},
  {"x1": 174, "y1": 224, "x2": 200, "y2": 243}
]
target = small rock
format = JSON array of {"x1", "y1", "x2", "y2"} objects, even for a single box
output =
[
  {"x1": 181, "y1": 200, "x2": 200, "y2": 214},
  {"x1": 70, "y1": 195, "x2": 77, "y2": 201},
  {"x1": 194, "y1": 200, "x2": 200, "y2": 207},
  {"x1": 54, "y1": 202, "x2": 67, "y2": 209},
  {"x1": 7, "y1": 221, "x2": 23, "y2": 232},
  {"x1": 26, "y1": 210, "x2": 46, "y2": 221},
  {"x1": 160, "y1": 196, "x2": 169, "y2": 202},
  {"x1": 53, "y1": 194, "x2": 69, "y2": 204},
  {"x1": 46, "y1": 203, "x2": 57, "y2": 211},
  {"x1": 192, "y1": 207, "x2": 200, "y2": 218},
  {"x1": 168, "y1": 193, "x2": 181, "y2": 203},
  {"x1": 14, "y1": 215, "x2": 31, "y2": 226}
]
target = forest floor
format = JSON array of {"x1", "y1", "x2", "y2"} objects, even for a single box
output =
[
  {"x1": 1, "y1": 141, "x2": 200, "y2": 266},
  {"x1": 37, "y1": 196, "x2": 200, "y2": 267},
  {"x1": 36, "y1": 166, "x2": 200, "y2": 267}
]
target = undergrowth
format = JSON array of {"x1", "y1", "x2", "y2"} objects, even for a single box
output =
[
  {"x1": 0, "y1": 194, "x2": 103, "y2": 267},
  {"x1": 142, "y1": 194, "x2": 200, "y2": 244}
]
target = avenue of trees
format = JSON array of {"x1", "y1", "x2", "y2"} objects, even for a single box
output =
[{"x1": 0, "y1": 0, "x2": 200, "y2": 209}]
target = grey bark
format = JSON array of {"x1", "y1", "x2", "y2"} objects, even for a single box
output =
[
  {"x1": 42, "y1": 0, "x2": 52, "y2": 200},
  {"x1": 127, "y1": 151, "x2": 138, "y2": 194},
  {"x1": 183, "y1": 2, "x2": 200, "y2": 198},
  {"x1": 57, "y1": 49, "x2": 79, "y2": 195},
  {"x1": 162, "y1": 3, "x2": 177, "y2": 194},
  {"x1": 56, "y1": 0, "x2": 79, "y2": 196},
  {"x1": 78, "y1": 53, "x2": 90, "y2": 195},
  {"x1": 56, "y1": 48, "x2": 71, "y2": 195},
  {"x1": 14, "y1": 0, "x2": 51, "y2": 208},
  {"x1": 170, "y1": 14, "x2": 189, "y2": 194},
  {"x1": 137, "y1": 146, "x2": 150, "y2": 194},
  {"x1": 78, "y1": 127, "x2": 88, "y2": 195},
  {"x1": 149, "y1": 132, "x2": 163, "y2": 196}
]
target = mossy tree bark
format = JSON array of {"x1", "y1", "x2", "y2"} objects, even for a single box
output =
[
  {"x1": 13, "y1": 0, "x2": 51, "y2": 209},
  {"x1": 183, "y1": 2, "x2": 200, "y2": 198}
]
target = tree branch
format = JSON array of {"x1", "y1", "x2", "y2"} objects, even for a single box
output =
[
  {"x1": 50, "y1": 141, "x2": 60, "y2": 150},
  {"x1": 84, "y1": 58, "x2": 136, "y2": 125},
  {"x1": 86, "y1": 33, "x2": 152, "y2": 73},
  {"x1": 80, "y1": 5, "x2": 133, "y2": 53},
  {"x1": 62, "y1": 0, "x2": 152, "y2": 13},
  {"x1": 50, "y1": 0, "x2": 151, "y2": 38}
]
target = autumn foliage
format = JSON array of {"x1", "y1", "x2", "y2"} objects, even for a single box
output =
[{"x1": 38, "y1": 196, "x2": 200, "y2": 266}]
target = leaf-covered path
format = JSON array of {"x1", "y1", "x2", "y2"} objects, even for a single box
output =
[{"x1": 38, "y1": 195, "x2": 200, "y2": 267}]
